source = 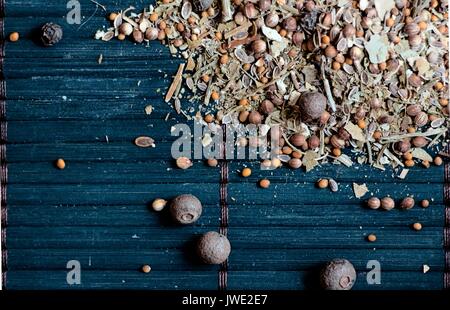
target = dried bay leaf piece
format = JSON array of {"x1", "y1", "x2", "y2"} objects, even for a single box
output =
[{"x1": 353, "y1": 183, "x2": 369, "y2": 199}]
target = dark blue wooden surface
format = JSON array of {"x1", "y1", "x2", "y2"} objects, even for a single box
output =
[{"x1": 1, "y1": 0, "x2": 448, "y2": 290}]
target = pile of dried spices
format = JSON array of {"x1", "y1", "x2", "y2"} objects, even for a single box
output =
[{"x1": 96, "y1": 0, "x2": 449, "y2": 172}]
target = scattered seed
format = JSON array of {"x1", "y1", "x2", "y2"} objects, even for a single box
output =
[
  {"x1": 134, "y1": 136, "x2": 155, "y2": 148},
  {"x1": 241, "y1": 167, "x2": 252, "y2": 177},
  {"x1": 367, "y1": 234, "x2": 377, "y2": 242},
  {"x1": 152, "y1": 198, "x2": 167, "y2": 212},
  {"x1": 55, "y1": 158, "x2": 66, "y2": 170},
  {"x1": 259, "y1": 178, "x2": 270, "y2": 188},
  {"x1": 412, "y1": 222, "x2": 422, "y2": 231},
  {"x1": 141, "y1": 264, "x2": 152, "y2": 273},
  {"x1": 176, "y1": 157, "x2": 193, "y2": 169},
  {"x1": 317, "y1": 179, "x2": 329, "y2": 189}
]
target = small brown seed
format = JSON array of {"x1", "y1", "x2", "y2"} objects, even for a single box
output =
[
  {"x1": 412, "y1": 136, "x2": 428, "y2": 147},
  {"x1": 259, "y1": 179, "x2": 270, "y2": 188},
  {"x1": 400, "y1": 197, "x2": 415, "y2": 210},
  {"x1": 412, "y1": 222, "x2": 422, "y2": 231},
  {"x1": 317, "y1": 179, "x2": 329, "y2": 189},
  {"x1": 135, "y1": 136, "x2": 155, "y2": 148},
  {"x1": 56, "y1": 158, "x2": 66, "y2": 170},
  {"x1": 290, "y1": 134, "x2": 306, "y2": 147},
  {"x1": 152, "y1": 198, "x2": 167, "y2": 211},
  {"x1": 241, "y1": 167, "x2": 252, "y2": 177},
  {"x1": 367, "y1": 197, "x2": 381, "y2": 210},
  {"x1": 367, "y1": 234, "x2": 377, "y2": 242},
  {"x1": 421, "y1": 200, "x2": 430, "y2": 208},
  {"x1": 176, "y1": 157, "x2": 193, "y2": 169},
  {"x1": 288, "y1": 158, "x2": 302, "y2": 169},
  {"x1": 207, "y1": 158, "x2": 218, "y2": 167},
  {"x1": 248, "y1": 111, "x2": 263, "y2": 124},
  {"x1": 434, "y1": 156, "x2": 443, "y2": 166},
  {"x1": 381, "y1": 197, "x2": 395, "y2": 211},
  {"x1": 141, "y1": 264, "x2": 152, "y2": 273}
]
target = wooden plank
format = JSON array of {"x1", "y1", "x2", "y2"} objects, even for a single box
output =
[
  {"x1": 6, "y1": 248, "x2": 444, "y2": 271},
  {"x1": 227, "y1": 271, "x2": 443, "y2": 290},
  {"x1": 4, "y1": 226, "x2": 443, "y2": 249},
  {"x1": 7, "y1": 204, "x2": 221, "y2": 227},
  {"x1": 4, "y1": 98, "x2": 177, "y2": 120},
  {"x1": 6, "y1": 183, "x2": 442, "y2": 205},
  {"x1": 6, "y1": 162, "x2": 443, "y2": 184},
  {"x1": 6, "y1": 119, "x2": 182, "y2": 143},
  {"x1": 3, "y1": 270, "x2": 442, "y2": 290},
  {"x1": 6, "y1": 183, "x2": 219, "y2": 205},
  {"x1": 5, "y1": 0, "x2": 147, "y2": 17},
  {"x1": 228, "y1": 182, "x2": 443, "y2": 205},
  {"x1": 4, "y1": 99, "x2": 175, "y2": 119},
  {"x1": 7, "y1": 162, "x2": 220, "y2": 184},
  {"x1": 6, "y1": 203, "x2": 444, "y2": 227},
  {"x1": 5, "y1": 270, "x2": 218, "y2": 290}
]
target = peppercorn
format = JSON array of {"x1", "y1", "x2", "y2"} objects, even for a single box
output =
[
  {"x1": 317, "y1": 179, "x2": 329, "y2": 189},
  {"x1": 207, "y1": 158, "x2": 218, "y2": 167},
  {"x1": 400, "y1": 197, "x2": 415, "y2": 210},
  {"x1": 175, "y1": 157, "x2": 192, "y2": 169},
  {"x1": 421, "y1": 200, "x2": 430, "y2": 208},
  {"x1": 259, "y1": 179, "x2": 270, "y2": 188},
  {"x1": 412, "y1": 222, "x2": 422, "y2": 231},
  {"x1": 367, "y1": 197, "x2": 381, "y2": 210},
  {"x1": 9, "y1": 32, "x2": 19, "y2": 42},
  {"x1": 55, "y1": 158, "x2": 66, "y2": 170},
  {"x1": 170, "y1": 194, "x2": 202, "y2": 224},
  {"x1": 141, "y1": 264, "x2": 152, "y2": 273},
  {"x1": 40, "y1": 23, "x2": 63, "y2": 46},
  {"x1": 197, "y1": 231, "x2": 231, "y2": 264},
  {"x1": 380, "y1": 197, "x2": 395, "y2": 210},
  {"x1": 320, "y1": 259, "x2": 356, "y2": 290},
  {"x1": 367, "y1": 234, "x2": 377, "y2": 242},
  {"x1": 241, "y1": 167, "x2": 252, "y2": 177}
]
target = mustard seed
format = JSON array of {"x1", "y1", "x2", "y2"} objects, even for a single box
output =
[
  {"x1": 367, "y1": 234, "x2": 377, "y2": 242},
  {"x1": 241, "y1": 167, "x2": 252, "y2": 177},
  {"x1": 317, "y1": 179, "x2": 329, "y2": 189},
  {"x1": 421, "y1": 200, "x2": 430, "y2": 208},
  {"x1": 9, "y1": 32, "x2": 19, "y2": 42},
  {"x1": 259, "y1": 179, "x2": 270, "y2": 188},
  {"x1": 412, "y1": 222, "x2": 422, "y2": 231},
  {"x1": 152, "y1": 198, "x2": 167, "y2": 212},
  {"x1": 207, "y1": 158, "x2": 218, "y2": 167},
  {"x1": 141, "y1": 264, "x2": 152, "y2": 273},
  {"x1": 176, "y1": 156, "x2": 193, "y2": 169},
  {"x1": 56, "y1": 158, "x2": 66, "y2": 170}
]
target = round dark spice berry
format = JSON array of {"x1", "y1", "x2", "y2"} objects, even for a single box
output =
[
  {"x1": 170, "y1": 194, "x2": 202, "y2": 224},
  {"x1": 41, "y1": 23, "x2": 63, "y2": 46},
  {"x1": 320, "y1": 259, "x2": 356, "y2": 290},
  {"x1": 297, "y1": 91, "x2": 327, "y2": 122},
  {"x1": 197, "y1": 231, "x2": 231, "y2": 264}
]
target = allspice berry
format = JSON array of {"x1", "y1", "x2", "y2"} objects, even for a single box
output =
[
  {"x1": 297, "y1": 92, "x2": 327, "y2": 122},
  {"x1": 170, "y1": 194, "x2": 203, "y2": 224},
  {"x1": 367, "y1": 197, "x2": 381, "y2": 210},
  {"x1": 290, "y1": 134, "x2": 306, "y2": 147},
  {"x1": 380, "y1": 197, "x2": 395, "y2": 210},
  {"x1": 40, "y1": 23, "x2": 63, "y2": 46},
  {"x1": 400, "y1": 197, "x2": 415, "y2": 210},
  {"x1": 197, "y1": 231, "x2": 231, "y2": 264},
  {"x1": 248, "y1": 111, "x2": 263, "y2": 124},
  {"x1": 259, "y1": 179, "x2": 270, "y2": 188},
  {"x1": 320, "y1": 259, "x2": 356, "y2": 290}
]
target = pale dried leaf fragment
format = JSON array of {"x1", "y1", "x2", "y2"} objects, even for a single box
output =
[
  {"x1": 374, "y1": 0, "x2": 395, "y2": 20},
  {"x1": 344, "y1": 122, "x2": 366, "y2": 142},
  {"x1": 353, "y1": 183, "x2": 369, "y2": 199},
  {"x1": 303, "y1": 150, "x2": 320, "y2": 172},
  {"x1": 411, "y1": 148, "x2": 433, "y2": 162},
  {"x1": 165, "y1": 63, "x2": 185, "y2": 102},
  {"x1": 423, "y1": 265, "x2": 430, "y2": 273},
  {"x1": 145, "y1": 105, "x2": 153, "y2": 115},
  {"x1": 365, "y1": 34, "x2": 390, "y2": 64},
  {"x1": 261, "y1": 25, "x2": 283, "y2": 42}
]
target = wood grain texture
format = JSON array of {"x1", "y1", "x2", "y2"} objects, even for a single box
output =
[{"x1": 1, "y1": 0, "x2": 447, "y2": 290}]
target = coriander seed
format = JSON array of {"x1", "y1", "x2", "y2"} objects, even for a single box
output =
[
  {"x1": 400, "y1": 197, "x2": 415, "y2": 210},
  {"x1": 9, "y1": 32, "x2": 19, "y2": 42},
  {"x1": 141, "y1": 264, "x2": 152, "y2": 273},
  {"x1": 259, "y1": 179, "x2": 270, "y2": 188},
  {"x1": 367, "y1": 197, "x2": 381, "y2": 210},
  {"x1": 381, "y1": 197, "x2": 395, "y2": 211},
  {"x1": 317, "y1": 179, "x2": 329, "y2": 189}
]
